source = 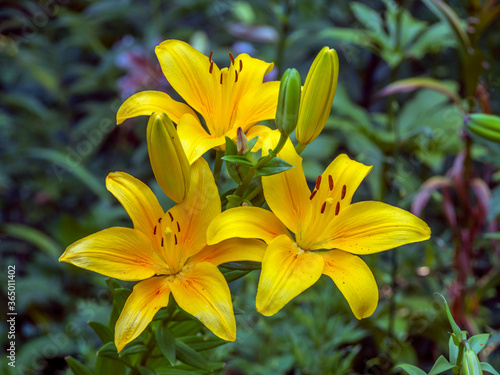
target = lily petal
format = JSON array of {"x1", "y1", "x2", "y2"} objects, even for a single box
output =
[
  {"x1": 116, "y1": 90, "x2": 196, "y2": 125},
  {"x1": 312, "y1": 201, "x2": 431, "y2": 253},
  {"x1": 189, "y1": 238, "x2": 266, "y2": 266},
  {"x1": 177, "y1": 113, "x2": 226, "y2": 164},
  {"x1": 235, "y1": 81, "x2": 280, "y2": 132},
  {"x1": 207, "y1": 206, "x2": 290, "y2": 245},
  {"x1": 168, "y1": 262, "x2": 236, "y2": 341},
  {"x1": 261, "y1": 130, "x2": 311, "y2": 236},
  {"x1": 321, "y1": 250, "x2": 378, "y2": 319},
  {"x1": 256, "y1": 235, "x2": 324, "y2": 316},
  {"x1": 59, "y1": 227, "x2": 164, "y2": 281},
  {"x1": 232, "y1": 54, "x2": 274, "y2": 99},
  {"x1": 115, "y1": 277, "x2": 170, "y2": 352},
  {"x1": 245, "y1": 124, "x2": 272, "y2": 151},
  {"x1": 106, "y1": 171, "x2": 164, "y2": 238},
  {"x1": 155, "y1": 40, "x2": 217, "y2": 128}
]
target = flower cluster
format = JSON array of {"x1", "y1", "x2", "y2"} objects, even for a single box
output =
[{"x1": 60, "y1": 40, "x2": 431, "y2": 352}]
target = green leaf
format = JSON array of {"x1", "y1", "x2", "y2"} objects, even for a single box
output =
[
  {"x1": 220, "y1": 269, "x2": 252, "y2": 283},
  {"x1": 222, "y1": 155, "x2": 254, "y2": 166},
  {"x1": 468, "y1": 334, "x2": 490, "y2": 354},
  {"x1": 112, "y1": 288, "x2": 132, "y2": 312},
  {"x1": 394, "y1": 363, "x2": 427, "y2": 375},
  {"x1": 120, "y1": 340, "x2": 148, "y2": 356},
  {"x1": 449, "y1": 335, "x2": 459, "y2": 365},
  {"x1": 247, "y1": 136, "x2": 259, "y2": 153},
  {"x1": 169, "y1": 320, "x2": 201, "y2": 337},
  {"x1": 254, "y1": 157, "x2": 294, "y2": 176},
  {"x1": 224, "y1": 136, "x2": 237, "y2": 155},
  {"x1": 97, "y1": 342, "x2": 119, "y2": 360},
  {"x1": 179, "y1": 336, "x2": 227, "y2": 351},
  {"x1": 88, "y1": 321, "x2": 113, "y2": 344},
  {"x1": 481, "y1": 362, "x2": 500, "y2": 375},
  {"x1": 175, "y1": 340, "x2": 209, "y2": 370},
  {"x1": 95, "y1": 356, "x2": 127, "y2": 375},
  {"x1": 428, "y1": 355, "x2": 453, "y2": 375},
  {"x1": 156, "y1": 324, "x2": 176, "y2": 366},
  {"x1": 226, "y1": 195, "x2": 252, "y2": 209},
  {"x1": 0, "y1": 223, "x2": 61, "y2": 258},
  {"x1": 435, "y1": 293, "x2": 464, "y2": 340},
  {"x1": 65, "y1": 356, "x2": 93, "y2": 375},
  {"x1": 220, "y1": 261, "x2": 261, "y2": 270},
  {"x1": 138, "y1": 366, "x2": 156, "y2": 375}
]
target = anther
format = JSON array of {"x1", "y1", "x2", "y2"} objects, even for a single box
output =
[
  {"x1": 315, "y1": 175, "x2": 322, "y2": 190},
  {"x1": 209, "y1": 50, "x2": 213, "y2": 63},
  {"x1": 158, "y1": 217, "x2": 162, "y2": 223},
  {"x1": 320, "y1": 201, "x2": 327, "y2": 214},
  {"x1": 174, "y1": 234, "x2": 178, "y2": 245},
  {"x1": 154, "y1": 225, "x2": 157, "y2": 235},
  {"x1": 161, "y1": 238, "x2": 164, "y2": 247},
  {"x1": 176, "y1": 221, "x2": 180, "y2": 232},
  {"x1": 235, "y1": 70, "x2": 238, "y2": 83},
  {"x1": 220, "y1": 74, "x2": 223, "y2": 84},
  {"x1": 239, "y1": 59, "x2": 243, "y2": 72},
  {"x1": 335, "y1": 202, "x2": 340, "y2": 215},
  {"x1": 209, "y1": 61, "x2": 214, "y2": 74},
  {"x1": 228, "y1": 52, "x2": 235, "y2": 65},
  {"x1": 309, "y1": 190, "x2": 317, "y2": 200},
  {"x1": 341, "y1": 185, "x2": 346, "y2": 200},
  {"x1": 168, "y1": 212, "x2": 173, "y2": 222},
  {"x1": 328, "y1": 175, "x2": 334, "y2": 191}
]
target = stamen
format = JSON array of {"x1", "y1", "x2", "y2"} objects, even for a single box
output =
[
  {"x1": 341, "y1": 185, "x2": 346, "y2": 200},
  {"x1": 315, "y1": 175, "x2": 322, "y2": 190},
  {"x1": 309, "y1": 190, "x2": 317, "y2": 200},
  {"x1": 209, "y1": 50, "x2": 213, "y2": 63},
  {"x1": 239, "y1": 59, "x2": 243, "y2": 72},
  {"x1": 176, "y1": 221, "x2": 181, "y2": 232},
  {"x1": 158, "y1": 217, "x2": 162, "y2": 223},
  {"x1": 174, "y1": 234, "x2": 178, "y2": 245},
  {"x1": 161, "y1": 237, "x2": 164, "y2": 247},
  {"x1": 220, "y1": 74, "x2": 223, "y2": 84},
  {"x1": 335, "y1": 202, "x2": 340, "y2": 215},
  {"x1": 228, "y1": 52, "x2": 235, "y2": 65},
  {"x1": 320, "y1": 201, "x2": 327, "y2": 214},
  {"x1": 235, "y1": 70, "x2": 238, "y2": 82},
  {"x1": 328, "y1": 175, "x2": 334, "y2": 191},
  {"x1": 154, "y1": 225, "x2": 157, "y2": 235},
  {"x1": 168, "y1": 212, "x2": 173, "y2": 222},
  {"x1": 209, "y1": 61, "x2": 214, "y2": 74}
]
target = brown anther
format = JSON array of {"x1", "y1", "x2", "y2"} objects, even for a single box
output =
[
  {"x1": 320, "y1": 201, "x2": 327, "y2": 214},
  {"x1": 341, "y1": 185, "x2": 346, "y2": 200},
  {"x1": 174, "y1": 234, "x2": 178, "y2": 245},
  {"x1": 235, "y1": 70, "x2": 238, "y2": 83},
  {"x1": 228, "y1": 52, "x2": 235, "y2": 65},
  {"x1": 209, "y1": 61, "x2": 214, "y2": 74},
  {"x1": 154, "y1": 225, "x2": 157, "y2": 235},
  {"x1": 315, "y1": 175, "x2": 322, "y2": 190},
  {"x1": 239, "y1": 59, "x2": 243, "y2": 72},
  {"x1": 328, "y1": 175, "x2": 334, "y2": 191},
  {"x1": 209, "y1": 50, "x2": 213, "y2": 63},
  {"x1": 158, "y1": 217, "x2": 162, "y2": 223},
  {"x1": 176, "y1": 221, "x2": 181, "y2": 232},
  {"x1": 309, "y1": 190, "x2": 317, "y2": 200},
  {"x1": 335, "y1": 202, "x2": 340, "y2": 215},
  {"x1": 161, "y1": 238, "x2": 164, "y2": 247},
  {"x1": 220, "y1": 74, "x2": 223, "y2": 84},
  {"x1": 168, "y1": 212, "x2": 174, "y2": 222}
]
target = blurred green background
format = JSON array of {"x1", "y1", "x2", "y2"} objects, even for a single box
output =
[{"x1": 1, "y1": 0, "x2": 500, "y2": 374}]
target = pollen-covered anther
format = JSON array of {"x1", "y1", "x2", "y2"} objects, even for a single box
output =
[
  {"x1": 335, "y1": 201, "x2": 340, "y2": 215},
  {"x1": 158, "y1": 217, "x2": 162, "y2": 223},
  {"x1": 174, "y1": 234, "x2": 178, "y2": 245},
  {"x1": 235, "y1": 70, "x2": 238, "y2": 83},
  {"x1": 239, "y1": 59, "x2": 243, "y2": 72},
  {"x1": 168, "y1": 212, "x2": 174, "y2": 222},
  {"x1": 220, "y1": 74, "x2": 223, "y2": 85},
  {"x1": 328, "y1": 175, "x2": 334, "y2": 191},
  {"x1": 309, "y1": 190, "x2": 317, "y2": 200},
  {"x1": 341, "y1": 185, "x2": 346, "y2": 200},
  {"x1": 315, "y1": 175, "x2": 322, "y2": 190},
  {"x1": 154, "y1": 225, "x2": 157, "y2": 235},
  {"x1": 209, "y1": 61, "x2": 214, "y2": 74},
  {"x1": 161, "y1": 238, "x2": 164, "y2": 247},
  {"x1": 176, "y1": 221, "x2": 181, "y2": 232},
  {"x1": 229, "y1": 52, "x2": 235, "y2": 65},
  {"x1": 320, "y1": 201, "x2": 326, "y2": 214},
  {"x1": 209, "y1": 50, "x2": 213, "y2": 63}
]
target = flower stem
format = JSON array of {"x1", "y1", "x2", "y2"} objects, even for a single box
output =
[
  {"x1": 213, "y1": 150, "x2": 224, "y2": 187},
  {"x1": 295, "y1": 142, "x2": 306, "y2": 155}
]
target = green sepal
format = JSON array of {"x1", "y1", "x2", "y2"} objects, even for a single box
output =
[
  {"x1": 65, "y1": 356, "x2": 93, "y2": 375},
  {"x1": 254, "y1": 157, "x2": 294, "y2": 176}
]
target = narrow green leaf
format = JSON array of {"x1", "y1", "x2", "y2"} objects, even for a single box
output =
[
  {"x1": 88, "y1": 321, "x2": 113, "y2": 344},
  {"x1": 222, "y1": 155, "x2": 254, "y2": 166},
  {"x1": 481, "y1": 362, "x2": 500, "y2": 375},
  {"x1": 168, "y1": 320, "x2": 201, "y2": 337},
  {"x1": 226, "y1": 195, "x2": 252, "y2": 209},
  {"x1": 220, "y1": 261, "x2": 261, "y2": 270},
  {"x1": 112, "y1": 288, "x2": 132, "y2": 312},
  {"x1": 247, "y1": 136, "x2": 259, "y2": 153},
  {"x1": 97, "y1": 342, "x2": 119, "y2": 360},
  {"x1": 179, "y1": 336, "x2": 227, "y2": 352},
  {"x1": 449, "y1": 335, "x2": 459, "y2": 365},
  {"x1": 435, "y1": 293, "x2": 464, "y2": 340},
  {"x1": 95, "y1": 356, "x2": 127, "y2": 375},
  {"x1": 138, "y1": 366, "x2": 156, "y2": 375},
  {"x1": 65, "y1": 356, "x2": 93, "y2": 375},
  {"x1": 0, "y1": 223, "x2": 61, "y2": 258},
  {"x1": 394, "y1": 363, "x2": 428, "y2": 375},
  {"x1": 254, "y1": 157, "x2": 294, "y2": 177},
  {"x1": 120, "y1": 339, "x2": 147, "y2": 357},
  {"x1": 155, "y1": 324, "x2": 176, "y2": 366},
  {"x1": 469, "y1": 334, "x2": 490, "y2": 354},
  {"x1": 220, "y1": 269, "x2": 252, "y2": 283},
  {"x1": 428, "y1": 355, "x2": 453, "y2": 375},
  {"x1": 224, "y1": 136, "x2": 237, "y2": 155},
  {"x1": 174, "y1": 340, "x2": 209, "y2": 370}
]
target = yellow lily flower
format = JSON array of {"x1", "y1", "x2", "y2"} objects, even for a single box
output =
[
  {"x1": 59, "y1": 159, "x2": 265, "y2": 351},
  {"x1": 117, "y1": 39, "x2": 280, "y2": 163},
  {"x1": 207, "y1": 131, "x2": 431, "y2": 318}
]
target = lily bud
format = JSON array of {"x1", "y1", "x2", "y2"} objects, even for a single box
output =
[
  {"x1": 275, "y1": 68, "x2": 301, "y2": 136},
  {"x1": 237, "y1": 127, "x2": 249, "y2": 154},
  {"x1": 147, "y1": 112, "x2": 191, "y2": 203},
  {"x1": 463, "y1": 349, "x2": 483, "y2": 375},
  {"x1": 295, "y1": 46, "x2": 339, "y2": 146}
]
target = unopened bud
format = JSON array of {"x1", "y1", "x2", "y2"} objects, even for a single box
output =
[
  {"x1": 463, "y1": 349, "x2": 483, "y2": 375},
  {"x1": 296, "y1": 46, "x2": 339, "y2": 146},
  {"x1": 147, "y1": 112, "x2": 191, "y2": 203},
  {"x1": 237, "y1": 127, "x2": 249, "y2": 154},
  {"x1": 275, "y1": 68, "x2": 301, "y2": 136}
]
